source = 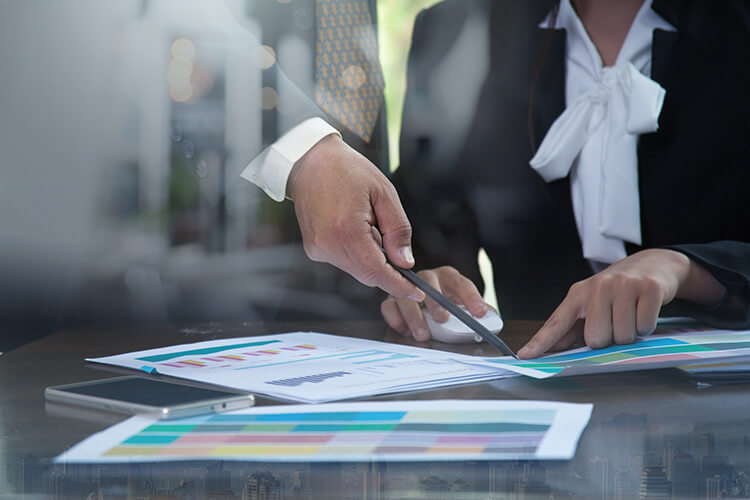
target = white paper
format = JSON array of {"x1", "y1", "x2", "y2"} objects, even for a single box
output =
[
  {"x1": 462, "y1": 327, "x2": 750, "y2": 379},
  {"x1": 56, "y1": 400, "x2": 593, "y2": 463},
  {"x1": 87, "y1": 332, "x2": 516, "y2": 403}
]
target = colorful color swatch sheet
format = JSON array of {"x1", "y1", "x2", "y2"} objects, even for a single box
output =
[
  {"x1": 465, "y1": 326, "x2": 750, "y2": 379},
  {"x1": 87, "y1": 333, "x2": 516, "y2": 403},
  {"x1": 56, "y1": 400, "x2": 593, "y2": 463}
]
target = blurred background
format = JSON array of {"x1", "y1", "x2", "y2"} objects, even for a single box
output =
[{"x1": 0, "y1": 0, "x2": 446, "y2": 352}]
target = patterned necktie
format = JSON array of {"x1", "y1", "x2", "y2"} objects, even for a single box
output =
[{"x1": 315, "y1": 0, "x2": 384, "y2": 143}]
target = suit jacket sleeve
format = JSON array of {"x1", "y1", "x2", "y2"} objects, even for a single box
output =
[{"x1": 666, "y1": 241, "x2": 750, "y2": 328}]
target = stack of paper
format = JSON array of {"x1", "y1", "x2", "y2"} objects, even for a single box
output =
[
  {"x1": 464, "y1": 327, "x2": 750, "y2": 379},
  {"x1": 56, "y1": 400, "x2": 593, "y2": 463},
  {"x1": 88, "y1": 333, "x2": 517, "y2": 403},
  {"x1": 89, "y1": 326, "x2": 750, "y2": 402}
]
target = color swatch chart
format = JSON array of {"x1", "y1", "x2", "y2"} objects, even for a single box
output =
[
  {"x1": 87, "y1": 333, "x2": 514, "y2": 403},
  {"x1": 57, "y1": 400, "x2": 593, "y2": 463},
  {"x1": 469, "y1": 328, "x2": 750, "y2": 379}
]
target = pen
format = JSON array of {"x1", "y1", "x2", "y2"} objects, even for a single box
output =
[{"x1": 384, "y1": 251, "x2": 517, "y2": 358}]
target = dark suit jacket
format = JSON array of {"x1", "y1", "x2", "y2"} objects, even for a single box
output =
[{"x1": 395, "y1": 0, "x2": 750, "y2": 325}]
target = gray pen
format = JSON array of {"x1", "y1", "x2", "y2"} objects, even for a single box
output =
[{"x1": 383, "y1": 250, "x2": 517, "y2": 358}]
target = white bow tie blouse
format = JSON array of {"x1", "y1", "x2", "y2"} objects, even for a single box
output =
[{"x1": 530, "y1": 0, "x2": 676, "y2": 267}]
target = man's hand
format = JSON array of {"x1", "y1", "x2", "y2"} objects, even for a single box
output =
[
  {"x1": 380, "y1": 266, "x2": 489, "y2": 341},
  {"x1": 287, "y1": 134, "x2": 424, "y2": 301},
  {"x1": 517, "y1": 249, "x2": 727, "y2": 359}
]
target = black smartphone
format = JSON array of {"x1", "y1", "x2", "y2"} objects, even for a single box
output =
[{"x1": 45, "y1": 376, "x2": 254, "y2": 419}]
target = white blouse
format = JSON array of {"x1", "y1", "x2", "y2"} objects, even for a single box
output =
[{"x1": 531, "y1": 0, "x2": 676, "y2": 266}]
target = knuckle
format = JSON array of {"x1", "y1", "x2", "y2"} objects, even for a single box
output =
[
  {"x1": 621, "y1": 275, "x2": 642, "y2": 292},
  {"x1": 584, "y1": 327, "x2": 610, "y2": 350},
  {"x1": 436, "y1": 265, "x2": 460, "y2": 284},
  {"x1": 640, "y1": 277, "x2": 661, "y2": 297},
  {"x1": 441, "y1": 266, "x2": 465, "y2": 284},
  {"x1": 637, "y1": 314, "x2": 658, "y2": 336},
  {"x1": 359, "y1": 265, "x2": 383, "y2": 288},
  {"x1": 597, "y1": 273, "x2": 620, "y2": 291},
  {"x1": 328, "y1": 216, "x2": 349, "y2": 236},
  {"x1": 388, "y1": 221, "x2": 412, "y2": 242},
  {"x1": 382, "y1": 177, "x2": 398, "y2": 194},
  {"x1": 416, "y1": 269, "x2": 436, "y2": 281},
  {"x1": 378, "y1": 177, "x2": 399, "y2": 199},
  {"x1": 309, "y1": 224, "x2": 341, "y2": 253},
  {"x1": 613, "y1": 329, "x2": 635, "y2": 345},
  {"x1": 370, "y1": 179, "x2": 391, "y2": 201},
  {"x1": 436, "y1": 265, "x2": 457, "y2": 275},
  {"x1": 639, "y1": 323, "x2": 657, "y2": 337},
  {"x1": 587, "y1": 337, "x2": 610, "y2": 350},
  {"x1": 405, "y1": 317, "x2": 425, "y2": 336},
  {"x1": 567, "y1": 281, "x2": 586, "y2": 300}
]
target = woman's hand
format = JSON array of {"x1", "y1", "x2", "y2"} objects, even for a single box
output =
[
  {"x1": 517, "y1": 249, "x2": 727, "y2": 359},
  {"x1": 380, "y1": 266, "x2": 489, "y2": 341}
]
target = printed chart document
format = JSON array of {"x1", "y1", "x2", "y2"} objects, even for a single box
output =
[
  {"x1": 56, "y1": 400, "x2": 593, "y2": 463},
  {"x1": 676, "y1": 360, "x2": 750, "y2": 384},
  {"x1": 87, "y1": 333, "x2": 517, "y2": 403},
  {"x1": 463, "y1": 325, "x2": 750, "y2": 379}
]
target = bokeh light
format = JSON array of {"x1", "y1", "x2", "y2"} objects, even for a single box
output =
[
  {"x1": 259, "y1": 45, "x2": 276, "y2": 70},
  {"x1": 261, "y1": 87, "x2": 279, "y2": 110},
  {"x1": 170, "y1": 37, "x2": 195, "y2": 60}
]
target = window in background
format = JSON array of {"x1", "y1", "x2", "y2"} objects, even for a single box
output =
[
  {"x1": 378, "y1": 0, "x2": 442, "y2": 171},
  {"x1": 378, "y1": 0, "x2": 498, "y2": 311}
]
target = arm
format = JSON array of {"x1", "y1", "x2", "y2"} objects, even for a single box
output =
[
  {"x1": 666, "y1": 241, "x2": 750, "y2": 327},
  {"x1": 518, "y1": 0, "x2": 750, "y2": 357},
  {"x1": 518, "y1": 243, "x2": 750, "y2": 359},
  {"x1": 240, "y1": 117, "x2": 422, "y2": 300},
  {"x1": 232, "y1": 22, "x2": 422, "y2": 300}
]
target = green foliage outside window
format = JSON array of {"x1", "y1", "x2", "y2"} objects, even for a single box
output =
[{"x1": 378, "y1": 0, "x2": 443, "y2": 171}]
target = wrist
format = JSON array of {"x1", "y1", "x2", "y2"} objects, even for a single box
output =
[
  {"x1": 674, "y1": 251, "x2": 726, "y2": 307},
  {"x1": 287, "y1": 133, "x2": 342, "y2": 201}
]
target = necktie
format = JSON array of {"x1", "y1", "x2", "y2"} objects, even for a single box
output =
[{"x1": 315, "y1": 0, "x2": 384, "y2": 143}]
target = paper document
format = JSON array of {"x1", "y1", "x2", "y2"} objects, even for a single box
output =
[
  {"x1": 464, "y1": 325, "x2": 750, "y2": 379},
  {"x1": 56, "y1": 400, "x2": 593, "y2": 463},
  {"x1": 88, "y1": 332, "x2": 516, "y2": 403},
  {"x1": 88, "y1": 325, "x2": 750, "y2": 399},
  {"x1": 678, "y1": 360, "x2": 750, "y2": 375}
]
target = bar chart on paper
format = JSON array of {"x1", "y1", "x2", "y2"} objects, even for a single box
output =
[
  {"x1": 56, "y1": 400, "x2": 594, "y2": 463},
  {"x1": 87, "y1": 333, "x2": 516, "y2": 403},
  {"x1": 466, "y1": 326, "x2": 750, "y2": 379}
]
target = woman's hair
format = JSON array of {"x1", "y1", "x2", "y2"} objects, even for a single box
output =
[{"x1": 527, "y1": 0, "x2": 562, "y2": 153}]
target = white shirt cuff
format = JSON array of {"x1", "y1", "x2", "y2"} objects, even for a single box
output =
[{"x1": 240, "y1": 117, "x2": 341, "y2": 202}]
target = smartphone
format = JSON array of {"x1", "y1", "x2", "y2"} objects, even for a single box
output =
[{"x1": 45, "y1": 376, "x2": 254, "y2": 419}]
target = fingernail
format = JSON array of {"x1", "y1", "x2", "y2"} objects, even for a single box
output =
[
  {"x1": 517, "y1": 346, "x2": 531, "y2": 358},
  {"x1": 399, "y1": 246, "x2": 414, "y2": 265},
  {"x1": 409, "y1": 290, "x2": 425, "y2": 302},
  {"x1": 415, "y1": 328, "x2": 429, "y2": 341}
]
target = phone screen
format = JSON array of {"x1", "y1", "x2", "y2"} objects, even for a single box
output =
[{"x1": 57, "y1": 377, "x2": 244, "y2": 406}]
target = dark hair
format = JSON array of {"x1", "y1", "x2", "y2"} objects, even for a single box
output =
[{"x1": 527, "y1": 0, "x2": 561, "y2": 153}]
